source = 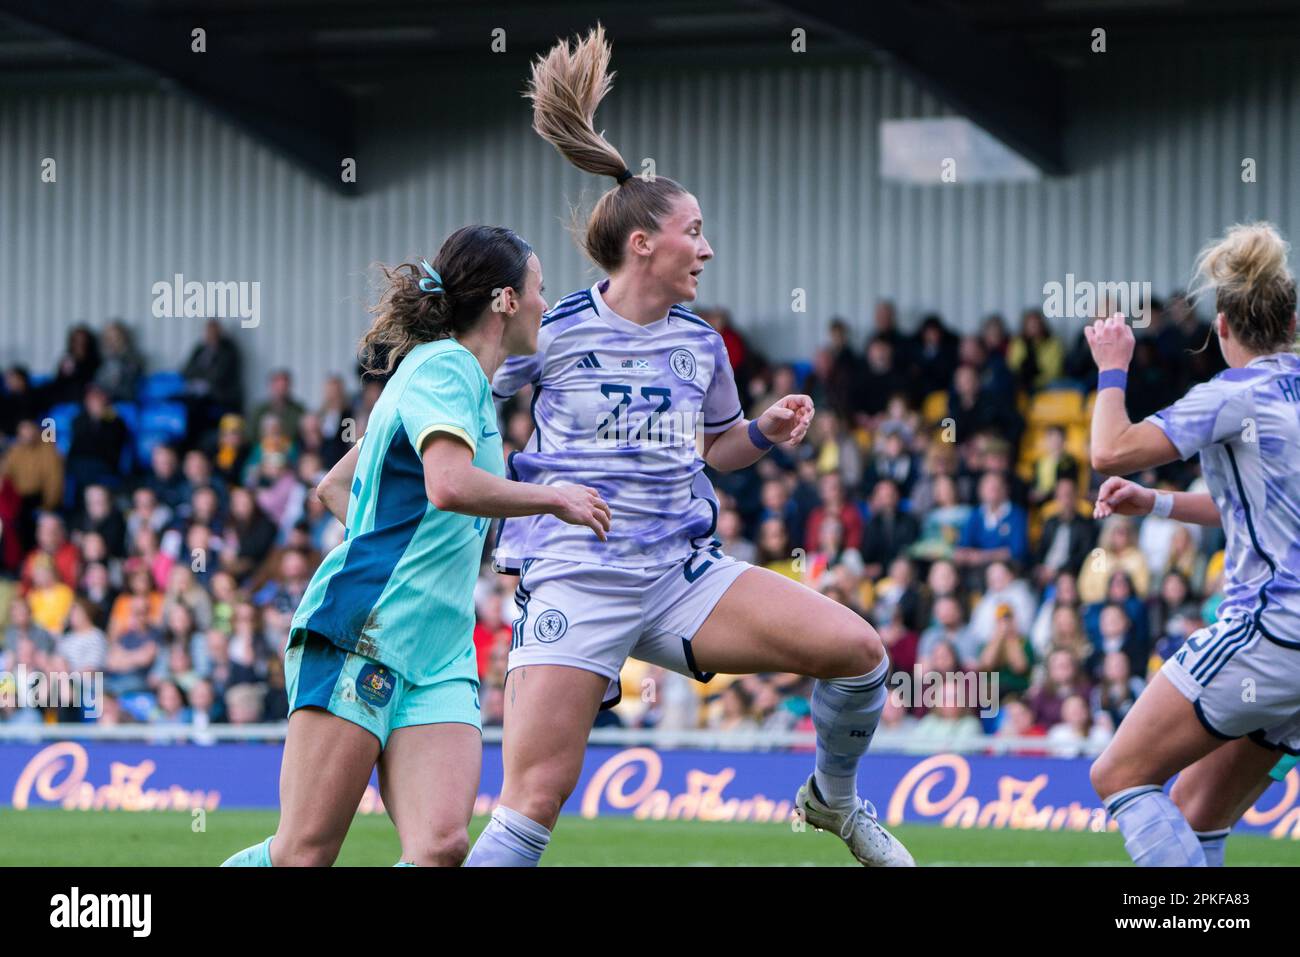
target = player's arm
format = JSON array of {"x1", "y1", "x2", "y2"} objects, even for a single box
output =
[
  {"x1": 1084, "y1": 314, "x2": 1181, "y2": 475},
  {"x1": 703, "y1": 395, "x2": 814, "y2": 471},
  {"x1": 1093, "y1": 476, "x2": 1222, "y2": 527},
  {"x1": 315, "y1": 440, "x2": 362, "y2": 523},
  {"x1": 419, "y1": 434, "x2": 610, "y2": 540}
]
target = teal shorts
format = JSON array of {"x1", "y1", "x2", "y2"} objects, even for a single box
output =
[{"x1": 285, "y1": 630, "x2": 481, "y2": 748}]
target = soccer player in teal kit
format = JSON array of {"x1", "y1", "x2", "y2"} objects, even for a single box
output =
[{"x1": 221, "y1": 225, "x2": 609, "y2": 867}]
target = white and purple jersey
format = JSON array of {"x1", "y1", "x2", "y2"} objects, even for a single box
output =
[
  {"x1": 491, "y1": 281, "x2": 744, "y2": 571},
  {"x1": 1145, "y1": 351, "x2": 1300, "y2": 642}
]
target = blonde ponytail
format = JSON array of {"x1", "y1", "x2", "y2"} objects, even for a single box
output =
[
  {"x1": 525, "y1": 24, "x2": 688, "y2": 272},
  {"x1": 1191, "y1": 221, "x2": 1297, "y2": 354}
]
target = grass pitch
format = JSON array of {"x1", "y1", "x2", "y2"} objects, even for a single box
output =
[{"x1": 2, "y1": 809, "x2": 1296, "y2": 866}]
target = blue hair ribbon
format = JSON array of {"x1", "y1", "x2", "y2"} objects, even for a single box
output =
[{"x1": 417, "y1": 259, "x2": 444, "y2": 295}]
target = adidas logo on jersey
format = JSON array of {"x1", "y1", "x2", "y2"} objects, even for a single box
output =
[{"x1": 574, "y1": 352, "x2": 602, "y2": 370}]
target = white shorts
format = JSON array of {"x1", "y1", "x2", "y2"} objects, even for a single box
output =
[
  {"x1": 506, "y1": 548, "x2": 751, "y2": 708},
  {"x1": 1163, "y1": 615, "x2": 1300, "y2": 753}
]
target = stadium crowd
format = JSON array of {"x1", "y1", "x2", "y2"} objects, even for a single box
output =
[{"x1": 0, "y1": 295, "x2": 1232, "y2": 753}]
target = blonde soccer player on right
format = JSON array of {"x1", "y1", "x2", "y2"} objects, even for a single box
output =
[{"x1": 1087, "y1": 221, "x2": 1300, "y2": 866}]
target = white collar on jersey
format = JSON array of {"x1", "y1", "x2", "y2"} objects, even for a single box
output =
[
  {"x1": 1245, "y1": 351, "x2": 1298, "y2": 368},
  {"x1": 590, "y1": 280, "x2": 671, "y2": 335}
]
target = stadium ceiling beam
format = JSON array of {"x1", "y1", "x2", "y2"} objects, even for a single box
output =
[
  {"x1": 0, "y1": 0, "x2": 356, "y2": 194},
  {"x1": 762, "y1": 0, "x2": 1069, "y2": 175}
]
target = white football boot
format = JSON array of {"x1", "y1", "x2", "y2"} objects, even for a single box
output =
[{"x1": 795, "y1": 774, "x2": 916, "y2": 867}]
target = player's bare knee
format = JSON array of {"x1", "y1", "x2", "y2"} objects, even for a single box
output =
[
  {"x1": 1089, "y1": 751, "x2": 1127, "y2": 800},
  {"x1": 411, "y1": 827, "x2": 469, "y2": 867},
  {"x1": 816, "y1": 620, "x2": 883, "y2": 679},
  {"x1": 507, "y1": 774, "x2": 571, "y2": 830}
]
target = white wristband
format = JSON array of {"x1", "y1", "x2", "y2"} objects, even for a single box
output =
[{"x1": 1152, "y1": 491, "x2": 1174, "y2": 518}]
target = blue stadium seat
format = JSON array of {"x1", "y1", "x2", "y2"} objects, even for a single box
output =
[
  {"x1": 139, "y1": 400, "x2": 187, "y2": 437},
  {"x1": 135, "y1": 400, "x2": 187, "y2": 464},
  {"x1": 789, "y1": 359, "x2": 813, "y2": 389},
  {"x1": 137, "y1": 370, "x2": 186, "y2": 403},
  {"x1": 47, "y1": 402, "x2": 80, "y2": 456},
  {"x1": 114, "y1": 401, "x2": 139, "y2": 473}
]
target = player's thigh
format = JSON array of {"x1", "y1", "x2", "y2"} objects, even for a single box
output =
[
  {"x1": 277, "y1": 630, "x2": 389, "y2": 864},
  {"x1": 379, "y1": 718, "x2": 482, "y2": 866},
  {"x1": 499, "y1": 663, "x2": 608, "y2": 827},
  {"x1": 277, "y1": 707, "x2": 380, "y2": 865},
  {"x1": 687, "y1": 565, "x2": 882, "y2": 678},
  {"x1": 1090, "y1": 671, "x2": 1226, "y2": 798},
  {"x1": 1170, "y1": 736, "x2": 1278, "y2": 831}
]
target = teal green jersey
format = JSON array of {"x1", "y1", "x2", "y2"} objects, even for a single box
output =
[{"x1": 290, "y1": 338, "x2": 505, "y2": 685}]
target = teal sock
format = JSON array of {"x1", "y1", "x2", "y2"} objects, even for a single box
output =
[
  {"x1": 393, "y1": 861, "x2": 417, "y2": 867},
  {"x1": 221, "y1": 836, "x2": 274, "y2": 867}
]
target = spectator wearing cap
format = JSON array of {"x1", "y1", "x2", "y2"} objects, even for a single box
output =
[
  {"x1": 978, "y1": 603, "x2": 1035, "y2": 700},
  {"x1": 209, "y1": 413, "x2": 251, "y2": 486}
]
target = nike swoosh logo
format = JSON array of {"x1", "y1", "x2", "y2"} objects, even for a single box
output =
[{"x1": 481, "y1": 427, "x2": 499, "y2": 438}]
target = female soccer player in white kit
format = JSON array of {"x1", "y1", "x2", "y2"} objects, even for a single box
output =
[
  {"x1": 1087, "y1": 221, "x2": 1300, "y2": 866},
  {"x1": 464, "y1": 26, "x2": 913, "y2": 867}
]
